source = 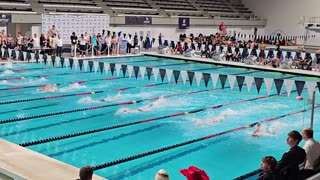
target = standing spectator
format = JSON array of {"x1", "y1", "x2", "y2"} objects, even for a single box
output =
[
  {"x1": 33, "y1": 33, "x2": 40, "y2": 48},
  {"x1": 315, "y1": 50, "x2": 320, "y2": 71},
  {"x1": 16, "y1": 32, "x2": 23, "y2": 49},
  {"x1": 70, "y1": 32, "x2": 78, "y2": 57},
  {"x1": 126, "y1": 34, "x2": 132, "y2": 54},
  {"x1": 158, "y1": 33, "x2": 163, "y2": 46},
  {"x1": 133, "y1": 32, "x2": 138, "y2": 47},
  {"x1": 79, "y1": 34, "x2": 87, "y2": 57},
  {"x1": 40, "y1": 33, "x2": 46, "y2": 48},
  {"x1": 144, "y1": 33, "x2": 151, "y2": 51},
  {"x1": 77, "y1": 165, "x2": 93, "y2": 180},
  {"x1": 257, "y1": 156, "x2": 277, "y2": 180},
  {"x1": 56, "y1": 35, "x2": 63, "y2": 57},
  {"x1": 49, "y1": 25, "x2": 59, "y2": 36},
  {"x1": 274, "y1": 130, "x2": 306, "y2": 180},
  {"x1": 302, "y1": 128, "x2": 320, "y2": 175},
  {"x1": 50, "y1": 34, "x2": 57, "y2": 56}
]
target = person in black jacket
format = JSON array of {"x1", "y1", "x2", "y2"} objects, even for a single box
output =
[
  {"x1": 70, "y1": 32, "x2": 78, "y2": 57},
  {"x1": 274, "y1": 130, "x2": 306, "y2": 180}
]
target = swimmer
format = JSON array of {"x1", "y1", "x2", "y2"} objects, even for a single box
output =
[
  {"x1": 118, "y1": 103, "x2": 154, "y2": 114},
  {"x1": 42, "y1": 84, "x2": 57, "y2": 92},
  {"x1": 191, "y1": 114, "x2": 225, "y2": 127},
  {"x1": 99, "y1": 93, "x2": 122, "y2": 102},
  {"x1": 252, "y1": 122, "x2": 261, "y2": 137}
]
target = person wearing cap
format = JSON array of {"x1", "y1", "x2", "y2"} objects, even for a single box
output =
[
  {"x1": 154, "y1": 169, "x2": 169, "y2": 180},
  {"x1": 180, "y1": 166, "x2": 209, "y2": 180},
  {"x1": 274, "y1": 130, "x2": 306, "y2": 180},
  {"x1": 70, "y1": 32, "x2": 78, "y2": 57},
  {"x1": 77, "y1": 165, "x2": 93, "y2": 180}
]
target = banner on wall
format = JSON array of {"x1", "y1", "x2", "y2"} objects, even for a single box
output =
[
  {"x1": 178, "y1": 18, "x2": 190, "y2": 29},
  {"x1": 41, "y1": 14, "x2": 110, "y2": 44},
  {"x1": 125, "y1": 16, "x2": 152, "y2": 25},
  {"x1": 0, "y1": 14, "x2": 12, "y2": 26}
]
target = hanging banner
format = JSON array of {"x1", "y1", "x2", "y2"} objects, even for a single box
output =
[
  {"x1": 178, "y1": 18, "x2": 190, "y2": 29},
  {"x1": 0, "y1": 14, "x2": 12, "y2": 26},
  {"x1": 125, "y1": 16, "x2": 152, "y2": 25}
]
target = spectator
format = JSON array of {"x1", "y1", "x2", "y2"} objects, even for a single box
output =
[
  {"x1": 56, "y1": 35, "x2": 63, "y2": 57},
  {"x1": 180, "y1": 166, "x2": 209, "y2": 180},
  {"x1": 158, "y1": 33, "x2": 163, "y2": 46},
  {"x1": 70, "y1": 32, "x2": 78, "y2": 57},
  {"x1": 257, "y1": 156, "x2": 277, "y2": 180},
  {"x1": 154, "y1": 169, "x2": 169, "y2": 180},
  {"x1": 274, "y1": 130, "x2": 306, "y2": 180},
  {"x1": 316, "y1": 50, "x2": 320, "y2": 71},
  {"x1": 302, "y1": 128, "x2": 320, "y2": 172},
  {"x1": 77, "y1": 165, "x2": 93, "y2": 180}
]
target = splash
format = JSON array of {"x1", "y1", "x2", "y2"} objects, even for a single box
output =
[
  {"x1": 59, "y1": 83, "x2": 86, "y2": 92},
  {"x1": 4, "y1": 61, "x2": 13, "y2": 68},
  {"x1": 77, "y1": 97, "x2": 102, "y2": 104},
  {"x1": 0, "y1": 70, "x2": 14, "y2": 77}
]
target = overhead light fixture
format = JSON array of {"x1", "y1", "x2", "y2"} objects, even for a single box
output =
[
  {"x1": 0, "y1": 2, "x2": 30, "y2": 6},
  {"x1": 111, "y1": 7, "x2": 157, "y2": 11},
  {"x1": 48, "y1": 12, "x2": 104, "y2": 15},
  {"x1": 0, "y1": 10, "x2": 36, "y2": 14},
  {"x1": 43, "y1": 4, "x2": 101, "y2": 9}
]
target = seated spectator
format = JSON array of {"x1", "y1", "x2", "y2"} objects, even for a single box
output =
[
  {"x1": 173, "y1": 42, "x2": 183, "y2": 55},
  {"x1": 302, "y1": 128, "x2": 320, "y2": 178},
  {"x1": 225, "y1": 46, "x2": 233, "y2": 61},
  {"x1": 180, "y1": 166, "x2": 209, "y2": 180},
  {"x1": 294, "y1": 55, "x2": 304, "y2": 69},
  {"x1": 258, "y1": 156, "x2": 277, "y2": 180},
  {"x1": 154, "y1": 169, "x2": 169, "y2": 180},
  {"x1": 233, "y1": 47, "x2": 241, "y2": 62},
  {"x1": 274, "y1": 130, "x2": 306, "y2": 180},
  {"x1": 77, "y1": 165, "x2": 93, "y2": 180}
]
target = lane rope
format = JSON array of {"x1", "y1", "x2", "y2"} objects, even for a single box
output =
[
  {"x1": 18, "y1": 89, "x2": 296, "y2": 147},
  {"x1": 90, "y1": 106, "x2": 320, "y2": 171}
]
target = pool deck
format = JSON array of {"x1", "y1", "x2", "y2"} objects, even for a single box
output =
[
  {"x1": 142, "y1": 52, "x2": 320, "y2": 78},
  {"x1": 0, "y1": 139, "x2": 106, "y2": 180}
]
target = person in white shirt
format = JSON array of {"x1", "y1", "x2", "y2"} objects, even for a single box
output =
[
  {"x1": 33, "y1": 33, "x2": 40, "y2": 48},
  {"x1": 50, "y1": 34, "x2": 57, "y2": 56},
  {"x1": 302, "y1": 128, "x2": 320, "y2": 171},
  {"x1": 79, "y1": 34, "x2": 87, "y2": 57},
  {"x1": 56, "y1": 35, "x2": 63, "y2": 57}
]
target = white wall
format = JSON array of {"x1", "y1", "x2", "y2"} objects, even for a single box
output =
[{"x1": 243, "y1": 0, "x2": 320, "y2": 45}]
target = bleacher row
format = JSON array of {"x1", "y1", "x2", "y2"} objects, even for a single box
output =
[{"x1": 2, "y1": 0, "x2": 255, "y2": 19}]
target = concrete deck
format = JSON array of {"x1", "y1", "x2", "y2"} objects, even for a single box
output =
[{"x1": 0, "y1": 139, "x2": 106, "y2": 180}]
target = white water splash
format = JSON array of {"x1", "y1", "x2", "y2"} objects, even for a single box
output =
[
  {"x1": 59, "y1": 83, "x2": 86, "y2": 92},
  {"x1": 0, "y1": 70, "x2": 14, "y2": 77},
  {"x1": 4, "y1": 61, "x2": 13, "y2": 68}
]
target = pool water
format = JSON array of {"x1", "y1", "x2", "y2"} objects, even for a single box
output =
[{"x1": 0, "y1": 56, "x2": 319, "y2": 180}]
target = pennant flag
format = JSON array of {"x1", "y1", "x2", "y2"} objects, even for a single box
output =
[
  {"x1": 306, "y1": 81, "x2": 316, "y2": 98},
  {"x1": 99, "y1": 62, "x2": 104, "y2": 74},
  {"x1": 69, "y1": 58, "x2": 74, "y2": 69},
  {"x1": 152, "y1": 38, "x2": 155, "y2": 44},
  {"x1": 301, "y1": 52, "x2": 306, "y2": 59},
  {"x1": 74, "y1": 59, "x2": 79, "y2": 70},
  {"x1": 203, "y1": 73, "x2": 210, "y2": 87},
  {"x1": 159, "y1": 69, "x2": 166, "y2": 82},
  {"x1": 123, "y1": 33, "x2": 126, "y2": 38},
  {"x1": 180, "y1": 70, "x2": 187, "y2": 85},
  {"x1": 274, "y1": 79, "x2": 284, "y2": 95},
  {"x1": 187, "y1": 71, "x2": 195, "y2": 86},
  {"x1": 140, "y1": 36, "x2": 143, "y2": 41},
  {"x1": 133, "y1": 66, "x2": 139, "y2": 78},
  {"x1": 228, "y1": 75, "x2": 236, "y2": 90},
  {"x1": 65, "y1": 58, "x2": 70, "y2": 68},
  {"x1": 173, "y1": 70, "x2": 180, "y2": 84},
  {"x1": 284, "y1": 79, "x2": 294, "y2": 96},
  {"x1": 56, "y1": 57, "x2": 60, "y2": 67},
  {"x1": 311, "y1": 53, "x2": 315, "y2": 60},
  {"x1": 127, "y1": 65, "x2": 133, "y2": 78},
  {"x1": 60, "y1": 57, "x2": 65, "y2": 68},
  {"x1": 146, "y1": 67, "x2": 152, "y2": 80},
  {"x1": 153, "y1": 68, "x2": 159, "y2": 82},
  {"x1": 236, "y1": 76, "x2": 245, "y2": 91},
  {"x1": 211, "y1": 73, "x2": 219, "y2": 88},
  {"x1": 78, "y1": 59, "x2": 83, "y2": 71},
  {"x1": 115, "y1": 64, "x2": 121, "y2": 76},
  {"x1": 291, "y1": 51, "x2": 296, "y2": 59},
  {"x1": 110, "y1": 63, "x2": 115, "y2": 75},
  {"x1": 166, "y1": 69, "x2": 173, "y2": 83},
  {"x1": 104, "y1": 63, "x2": 109, "y2": 75},
  {"x1": 88, "y1": 61, "x2": 94, "y2": 72},
  {"x1": 318, "y1": 82, "x2": 320, "y2": 93},
  {"x1": 51, "y1": 56, "x2": 56, "y2": 66},
  {"x1": 264, "y1": 78, "x2": 273, "y2": 95},
  {"x1": 254, "y1": 77, "x2": 263, "y2": 93},
  {"x1": 94, "y1": 61, "x2": 99, "y2": 73},
  {"x1": 248, "y1": 48, "x2": 252, "y2": 55},
  {"x1": 295, "y1": 80, "x2": 305, "y2": 96},
  {"x1": 239, "y1": 48, "x2": 243, "y2": 55},
  {"x1": 195, "y1": 72, "x2": 202, "y2": 87},
  {"x1": 121, "y1": 65, "x2": 127, "y2": 77},
  {"x1": 282, "y1": 51, "x2": 287, "y2": 58},
  {"x1": 140, "y1": 66, "x2": 146, "y2": 80},
  {"x1": 219, "y1": 74, "x2": 227, "y2": 89}
]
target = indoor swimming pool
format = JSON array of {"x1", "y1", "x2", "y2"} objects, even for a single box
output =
[{"x1": 0, "y1": 55, "x2": 319, "y2": 179}]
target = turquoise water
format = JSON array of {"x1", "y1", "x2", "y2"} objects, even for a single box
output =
[{"x1": 0, "y1": 56, "x2": 319, "y2": 180}]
